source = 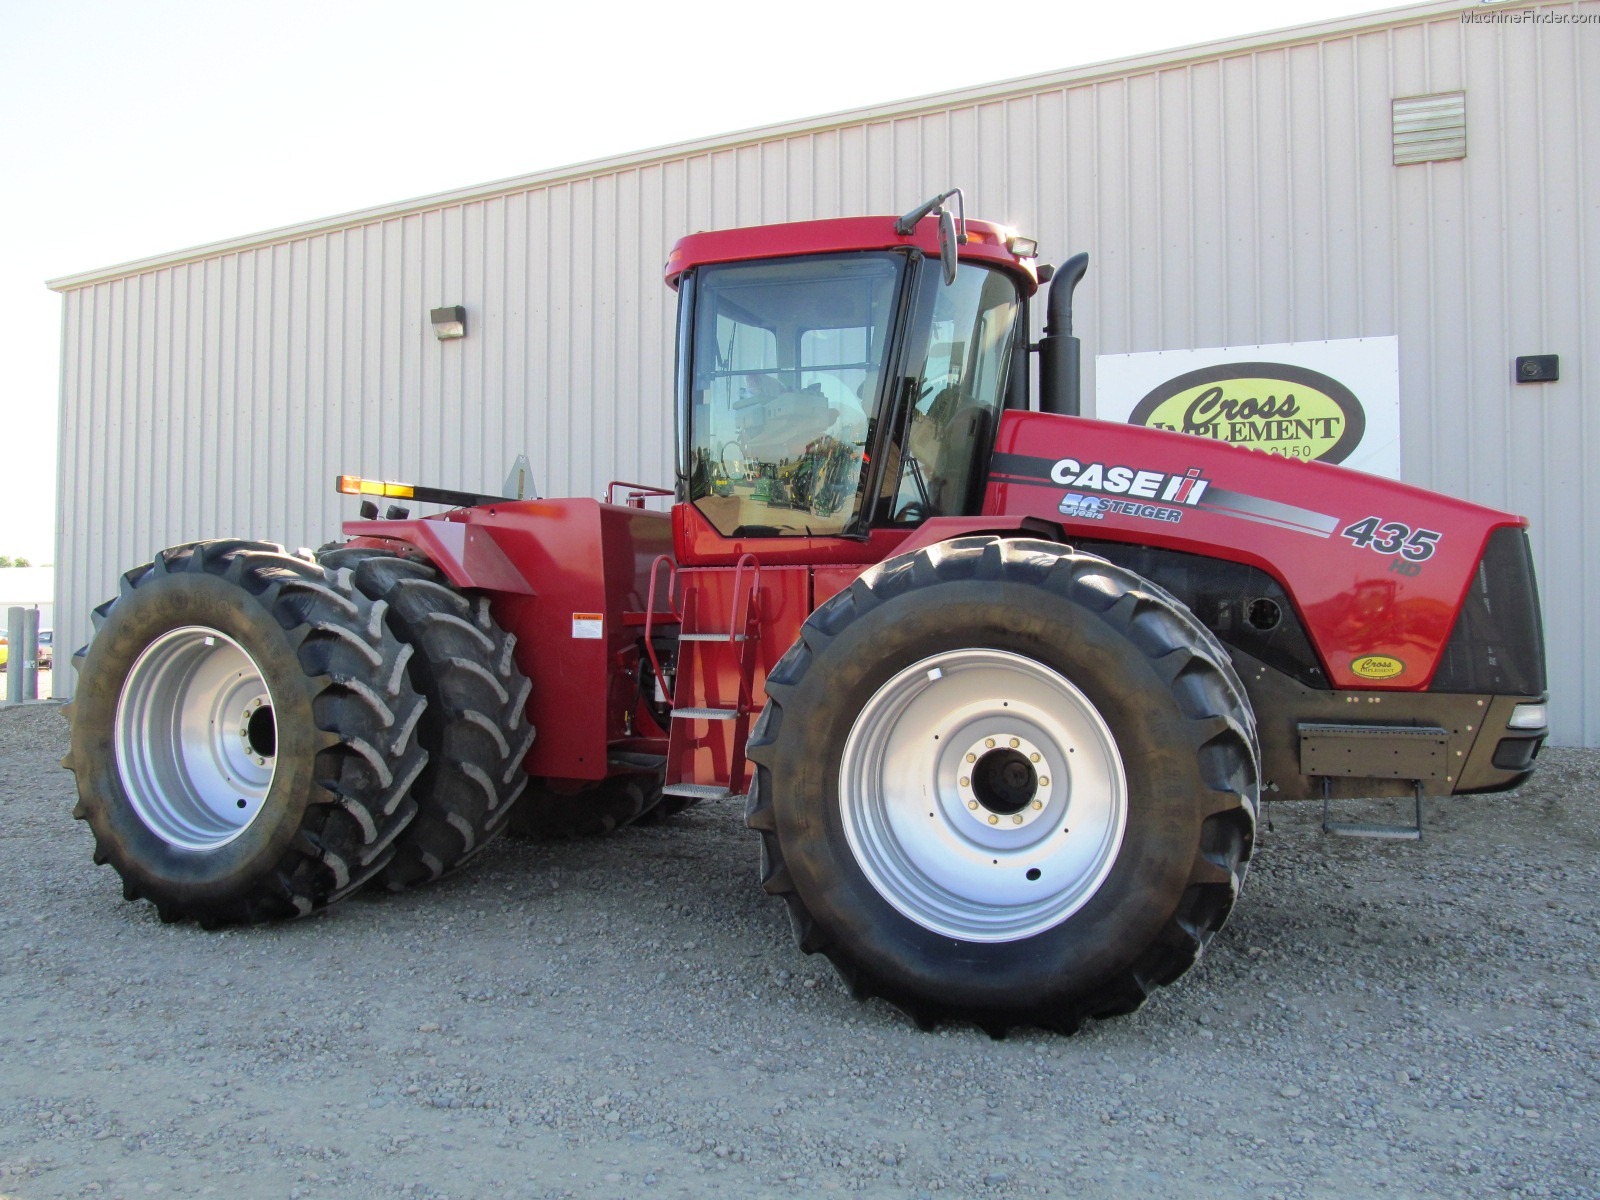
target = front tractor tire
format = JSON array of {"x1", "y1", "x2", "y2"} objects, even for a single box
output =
[
  {"x1": 318, "y1": 547, "x2": 535, "y2": 888},
  {"x1": 746, "y1": 536, "x2": 1259, "y2": 1034},
  {"x1": 62, "y1": 541, "x2": 428, "y2": 925}
]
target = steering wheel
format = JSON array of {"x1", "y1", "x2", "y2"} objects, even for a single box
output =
[{"x1": 893, "y1": 501, "x2": 934, "y2": 524}]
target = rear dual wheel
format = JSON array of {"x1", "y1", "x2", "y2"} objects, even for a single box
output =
[
  {"x1": 747, "y1": 536, "x2": 1258, "y2": 1034},
  {"x1": 66, "y1": 539, "x2": 535, "y2": 924},
  {"x1": 64, "y1": 541, "x2": 428, "y2": 924}
]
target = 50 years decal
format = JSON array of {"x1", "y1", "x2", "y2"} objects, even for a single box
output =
[{"x1": 1339, "y1": 515, "x2": 1442, "y2": 562}]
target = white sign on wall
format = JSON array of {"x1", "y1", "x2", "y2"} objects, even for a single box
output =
[{"x1": 1094, "y1": 337, "x2": 1401, "y2": 479}]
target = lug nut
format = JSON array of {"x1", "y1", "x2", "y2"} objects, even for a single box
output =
[
  {"x1": 1012, "y1": 815, "x2": 1023, "y2": 825},
  {"x1": 960, "y1": 776, "x2": 970, "y2": 788},
  {"x1": 1032, "y1": 800, "x2": 1043, "y2": 810},
  {"x1": 1030, "y1": 752, "x2": 1040, "y2": 763},
  {"x1": 985, "y1": 738, "x2": 995, "y2": 749},
  {"x1": 987, "y1": 815, "x2": 998, "y2": 825},
  {"x1": 1009, "y1": 737, "x2": 1020, "y2": 748},
  {"x1": 1039, "y1": 776, "x2": 1049, "y2": 787},
  {"x1": 968, "y1": 801, "x2": 979, "y2": 810},
  {"x1": 965, "y1": 753, "x2": 976, "y2": 764}
]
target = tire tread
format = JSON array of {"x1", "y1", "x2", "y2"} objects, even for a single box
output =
[{"x1": 746, "y1": 535, "x2": 1258, "y2": 1035}]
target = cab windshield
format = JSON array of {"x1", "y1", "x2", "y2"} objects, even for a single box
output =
[
  {"x1": 680, "y1": 251, "x2": 1021, "y2": 537},
  {"x1": 683, "y1": 253, "x2": 902, "y2": 537},
  {"x1": 882, "y1": 263, "x2": 1022, "y2": 523}
]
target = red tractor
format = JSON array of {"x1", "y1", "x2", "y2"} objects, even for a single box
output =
[{"x1": 63, "y1": 192, "x2": 1548, "y2": 1033}]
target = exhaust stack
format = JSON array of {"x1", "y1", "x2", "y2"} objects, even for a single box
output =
[{"x1": 1038, "y1": 252, "x2": 1089, "y2": 416}]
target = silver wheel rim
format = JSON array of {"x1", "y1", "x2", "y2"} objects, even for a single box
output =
[
  {"x1": 114, "y1": 626, "x2": 279, "y2": 851},
  {"x1": 838, "y1": 648, "x2": 1127, "y2": 943}
]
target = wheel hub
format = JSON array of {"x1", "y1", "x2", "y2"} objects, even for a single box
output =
[
  {"x1": 958, "y1": 734, "x2": 1052, "y2": 829},
  {"x1": 838, "y1": 648, "x2": 1128, "y2": 943},
  {"x1": 114, "y1": 626, "x2": 279, "y2": 851}
]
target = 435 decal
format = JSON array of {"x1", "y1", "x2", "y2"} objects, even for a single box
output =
[{"x1": 1340, "y1": 516, "x2": 1441, "y2": 561}]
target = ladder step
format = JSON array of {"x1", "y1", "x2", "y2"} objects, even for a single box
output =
[
  {"x1": 1323, "y1": 821, "x2": 1422, "y2": 841},
  {"x1": 1320, "y1": 778, "x2": 1423, "y2": 841},
  {"x1": 679, "y1": 632, "x2": 748, "y2": 642},
  {"x1": 671, "y1": 706, "x2": 740, "y2": 720},
  {"x1": 661, "y1": 782, "x2": 743, "y2": 801}
]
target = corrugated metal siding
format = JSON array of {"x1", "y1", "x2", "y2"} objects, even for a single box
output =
[{"x1": 53, "y1": 0, "x2": 1598, "y2": 746}]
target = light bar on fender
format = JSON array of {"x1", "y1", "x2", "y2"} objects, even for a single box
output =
[
  {"x1": 337, "y1": 475, "x2": 415, "y2": 499},
  {"x1": 335, "y1": 475, "x2": 512, "y2": 510}
]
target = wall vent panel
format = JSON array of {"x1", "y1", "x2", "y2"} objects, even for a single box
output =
[{"x1": 1393, "y1": 91, "x2": 1467, "y2": 164}]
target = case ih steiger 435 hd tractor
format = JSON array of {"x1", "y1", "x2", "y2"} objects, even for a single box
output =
[{"x1": 63, "y1": 192, "x2": 1549, "y2": 1034}]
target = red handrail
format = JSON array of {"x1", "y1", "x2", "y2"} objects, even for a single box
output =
[
  {"x1": 605, "y1": 480, "x2": 675, "y2": 508},
  {"x1": 641, "y1": 555, "x2": 680, "y2": 696}
]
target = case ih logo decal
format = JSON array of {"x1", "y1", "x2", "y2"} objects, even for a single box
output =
[
  {"x1": 1048, "y1": 459, "x2": 1210, "y2": 505},
  {"x1": 991, "y1": 453, "x2": 1344, "y2": 540},
  {"x1": 1127, "y1": 363, "x2": 1366, "y2": 465}
]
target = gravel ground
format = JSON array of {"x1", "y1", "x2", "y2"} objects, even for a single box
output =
[{"x1": 3, "y1": 701, "x2": 1597, "y2": 1200}]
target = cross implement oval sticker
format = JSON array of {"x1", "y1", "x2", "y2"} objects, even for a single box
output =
[
  {"x1": 1351, "y1": 655, "x2": 1405, "y2": 680},
  {"x1": 1127, "y1": 362, "x2": 1366, "y2": 464}
]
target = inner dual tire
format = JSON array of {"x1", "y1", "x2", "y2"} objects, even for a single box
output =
[
  {"x1": 746, "y1": 536, "x2": 1259, "y2": 1034},
  {"x1": 317, "y1": 546, "x2": 534, "y2": 888}
]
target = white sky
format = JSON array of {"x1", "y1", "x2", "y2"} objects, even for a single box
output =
[{"x1": 0, "y1": 0, "x2": 1399, "y2": 566}]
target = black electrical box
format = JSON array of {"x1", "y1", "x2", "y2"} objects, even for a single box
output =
[{"x1": 1515, "y1": 355, "x2": 1559, "y2": 383}]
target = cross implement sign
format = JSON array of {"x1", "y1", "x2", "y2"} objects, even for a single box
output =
[{"x1": 1094, "y1": 337, "x2": 1401, "y2": 479}]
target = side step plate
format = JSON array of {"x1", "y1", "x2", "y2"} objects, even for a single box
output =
[
  {"x1": 1321, "y1": 779, "x2": 1424, "y2": 841},
  {"x1": 661, "y1": 782, "x2": 742, "y2": 802},
  {"x1": 671, "y1": 706, "x2": 740, "y2": 721},
  {"x1": 1323, "y1": 819, "x2": 1422, "y2": 841}
]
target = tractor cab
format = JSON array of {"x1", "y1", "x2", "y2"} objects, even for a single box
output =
[{"x1": 666, "y1": 203, "x2": 1041, "y2": 560}]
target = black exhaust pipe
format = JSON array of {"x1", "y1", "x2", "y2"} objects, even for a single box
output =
[{"x1": 1038, "y1": 251, "x2": 1089, "y2": 416}]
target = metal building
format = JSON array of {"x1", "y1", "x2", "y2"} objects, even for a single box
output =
[{"x1": 48, "y1": 0, "x2": 1599, "y2": 746}]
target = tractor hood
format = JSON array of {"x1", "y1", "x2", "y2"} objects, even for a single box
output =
[{"x1": 984, "y1": 411, "x2": 1535, "y2": 694}]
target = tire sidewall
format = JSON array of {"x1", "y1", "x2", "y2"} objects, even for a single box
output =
[
  {"x1": 71, "y1": 569, "x2": 324, "y2": 904},
  {"x1": 769, "y1": 575, "x2": 1217, "y2": 1013}
]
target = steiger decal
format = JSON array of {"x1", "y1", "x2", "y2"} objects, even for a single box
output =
[{"x1": 1128, "y1": 362, "x2": 1366, "y2": 464}]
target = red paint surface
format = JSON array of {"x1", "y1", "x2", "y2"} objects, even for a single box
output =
[
  {"x1": 665, "y1": 216, "x2": 1040, "y2": 292},
  {"x1": 341, "y1": 206, "x2": 1528, "y2": 791},
  {"x1": 345, "y1": 498, "x2": 672, "y2": 783},
  {"x1": 343, "y1": 409, "x2": 1524, "y2": 791},
  {"x1": 981, "y1": 412, "x2": 1522, "y2": 690}
]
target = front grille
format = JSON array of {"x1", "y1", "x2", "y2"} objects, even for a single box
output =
[{"x1": 1431, "y1": 526, "x2": 1547, "y2": 696}]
